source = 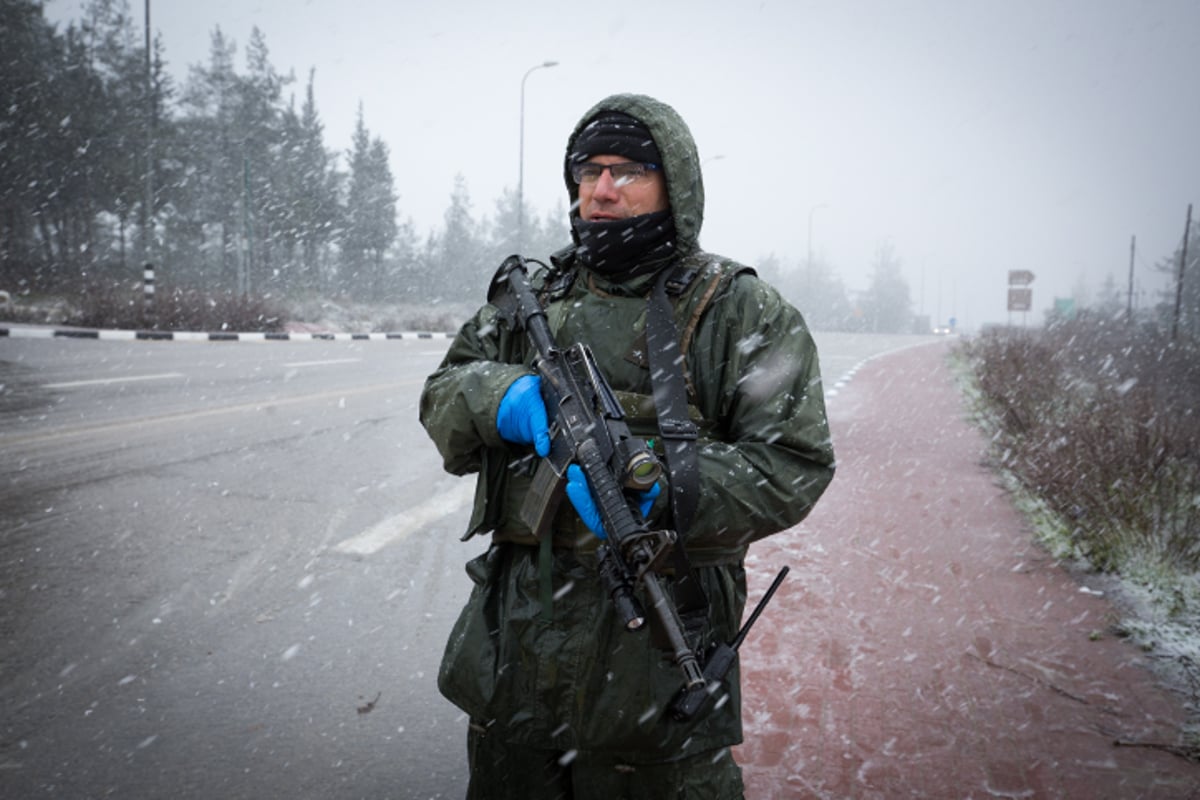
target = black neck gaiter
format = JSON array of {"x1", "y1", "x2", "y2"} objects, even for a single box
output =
[{"x1": 571, "y1": 210, "x2": 676, "y2": 279}]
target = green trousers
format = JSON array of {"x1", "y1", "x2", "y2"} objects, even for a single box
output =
[{"x1": 465, "y1": 724, "x2": 745, "y2": 800}]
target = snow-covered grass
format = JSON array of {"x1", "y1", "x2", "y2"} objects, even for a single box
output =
[
  {"x1": 0, "y1": 290, "x2": 472, "y2": 335},
  {"x1": 285, "y1": 295, "x2": 471, "y2": 334}
]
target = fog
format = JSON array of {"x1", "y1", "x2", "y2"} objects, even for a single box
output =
[{"x1": 44, "y1": 0, "x2": 1200, "y2": 329}]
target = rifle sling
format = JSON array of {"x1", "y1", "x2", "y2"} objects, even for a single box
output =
[{"x1": 647, "y1": 266, "x2": 709, "y2": 618}]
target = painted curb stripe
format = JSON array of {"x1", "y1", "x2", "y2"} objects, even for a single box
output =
[{"x1": 1, "y1": 326, "x2": 454, "y2": 342}]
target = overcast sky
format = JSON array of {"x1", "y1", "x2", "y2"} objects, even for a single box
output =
[{"x1": 45, "y1": 0, "x2": 1200, "y2": 328}]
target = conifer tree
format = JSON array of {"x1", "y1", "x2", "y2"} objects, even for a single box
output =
[
  {"x1": 341, "y1": 104, "x2": 397, "y2": 299},
  {"x1": 275, "y1": 69, "x2": 341, "y2": 292},
  {"x1": 861, "y1": 242, "x2": 913, "y2": 333}
]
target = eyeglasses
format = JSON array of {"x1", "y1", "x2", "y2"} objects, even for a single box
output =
[{"x1": 570, "y1": 161, "x2": 660, "y2": 185}]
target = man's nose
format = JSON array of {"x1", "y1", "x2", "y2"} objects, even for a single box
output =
[{"x1": 591, "y1": 169, "x2": 621, "y2": 200}]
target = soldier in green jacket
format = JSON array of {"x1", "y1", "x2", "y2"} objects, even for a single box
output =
[{"x1": 420, "y1": 93, "x2": 835, "y2": 799}]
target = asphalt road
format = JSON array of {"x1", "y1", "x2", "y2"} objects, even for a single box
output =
[{"x1": 0, "y1": 330, "x2": 929, "y2": 799}]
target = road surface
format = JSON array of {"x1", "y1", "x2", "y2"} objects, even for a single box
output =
[{"x1": 0, "y1": 330, "x2": 919, "y2": 798}]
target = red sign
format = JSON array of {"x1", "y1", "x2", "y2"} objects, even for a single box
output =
[
  {"x1": 1008, "y1": 270, "x2": 1036, "y2": 286},
  {"x1": 1008, "y1": 288, "x2": 1033, "y2": 312}
]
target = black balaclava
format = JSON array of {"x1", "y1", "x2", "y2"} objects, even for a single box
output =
[{"x1": 569, "y1": 111, "x2": 677, "y2": 278}]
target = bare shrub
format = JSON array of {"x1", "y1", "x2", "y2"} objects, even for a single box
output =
[
  {"x1": 285, "y1": 295, "x2": 469, "y2": 333},
  {"x1": 968, "y1": 328, "x2": 1064, "y2": 435},
  {"x1": 151, "y1": 287, "x2": 285, "y2": 333},
  {"x1": 69, "y1": 280, "x2": 285, "y2": 332},
  {"x1": 963, "y1": 318, "x2": 1200, "y2": 575}
]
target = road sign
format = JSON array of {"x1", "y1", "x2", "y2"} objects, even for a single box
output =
[
  {"x1": 1008, "y1": 270, "x2": 1036, "y2": 286},
  {"x1": 1008, "y1": 288, "x2": 1033, "y2": 312}
]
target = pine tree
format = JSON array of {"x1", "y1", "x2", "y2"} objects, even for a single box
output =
[
  {"x1": 78, "y1": 0, "x2": 154, "y2": 275},
  {"x1": 341, "y1": 104, "x2": 397, "y2": 299},
  {"x1": 177, "y1": 27, "x2": 242, "y2": 289},
  {"x1": 485, "y1": 189, "x2": 570, "y2": 268},
  {"x1": 275, "y1": 69, "x2": 341, "y2": 293},
  {"x1": 485, "y1": 186, "x2": 522, "y2": 268},
  {"x1": 861, "y1": 242, "x2": 913, "y2": 333},
  {"x1": 532, "y1": 201, "x2": 571, "y2": 262},
  {"x1": 238, "y1": 26, "x2": 291, "y2": 292},
  {"x1": 0, "y1": 0, "x2": 65, "y2": 288},
  {"x1": 434, "y1": 173, "x2": 484, "y2": 298}
]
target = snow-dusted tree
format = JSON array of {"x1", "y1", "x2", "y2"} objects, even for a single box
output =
[
  {"x1": 341, "y1": 104, "x2": 397, "y2": 299},
  {"x1": 753, "y1": 252, "x2": 852, "y2": 332},
  {"x1": 427, "y1": 173, "x2": 485, "y2": 299},
  {"x1": 484, "y1": 186, "x2": 522, "y2": 269},
  {"x1": 0, "y1": 0, "x2": 169, "y2": 288},
  {"x1": 1157, "y1": 215, "x2": 1200, "y2": 339},
  {"x1": 860, "y1": 242, "x2": 913, "y2": 333},
  {"x1": 176, "y1": 28, "x2": 244, "y2": 289},
  {"x1": 530, "y1": 201, "x2": 571, "y2": 263},
  {"x1": 275, "y1": 69, "x2": 341, "y2": 293},
  {"x1": 0, "y1": 0, "x2": 61, "y2": 285},
  {"x1": 483, "y1": 189, "x2": 570, "y2": 273},
  {"x1": 235, "y1": 26, "x2": 291, "y2": 292},
  {"x1": 1093, "y1": 273, "x2": 1124, "y2": 320},
  {"x1": 77, "y1": 0, "x2": 148, "y2": 271}
]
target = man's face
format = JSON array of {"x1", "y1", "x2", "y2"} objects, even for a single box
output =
[{"x1": 577, "y1": 155, "x2": 669, "y2": 221}]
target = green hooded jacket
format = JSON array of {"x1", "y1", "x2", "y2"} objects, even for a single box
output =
[{"x1": 419, "y1": 94, "x2": 835, "y2": 763}]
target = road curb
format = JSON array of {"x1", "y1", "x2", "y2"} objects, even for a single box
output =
[{"x1": 0, "y1": 326, "x2": 455, "y2": 342}]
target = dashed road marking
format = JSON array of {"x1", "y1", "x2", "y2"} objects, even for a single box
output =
[
  {"x1": 3, "y1": 380, "x2": 418, "y2": 447},
  {"x1": 283, "y1": 358, "x2": 363, "y2": 368},
  {"x1": 333, "y1": 481, "x2": 476, "y2": 555},
  {"x1": 43, "y1": 372, "x2": 185, "y2": 389}
]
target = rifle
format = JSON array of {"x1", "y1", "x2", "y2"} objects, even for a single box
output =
[{"x1": 487, "y1": 254, "x2": 705, "y2": 693}]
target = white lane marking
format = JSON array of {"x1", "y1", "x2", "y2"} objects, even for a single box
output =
[
  {"x1": 4, "y1": 380, "x2": 420, "y2": 447},
  {"x1": 334, "y1": 481, "x2": 476, "y2": 555},
  {"x1": 43, "y1": 372, "x2": 185, "y2": 389},
  {"x1": 283, "y1": 358, "x2": 363, "y2": 368}
]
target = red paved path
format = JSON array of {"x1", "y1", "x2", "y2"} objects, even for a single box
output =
[{"x1": 733, "y1": 340, "x2": 1199, "y2": 799}]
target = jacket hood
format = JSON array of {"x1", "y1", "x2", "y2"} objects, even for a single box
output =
[{"x1": 563, "y1": 94, "x2": 704, "y2": 255}]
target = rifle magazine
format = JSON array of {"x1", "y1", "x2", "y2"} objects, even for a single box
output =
[{"x1": 519, "y1": 458, "x2": 567, "y2": 541}]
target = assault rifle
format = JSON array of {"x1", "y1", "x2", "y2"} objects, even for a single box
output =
[{"x1": 487, "y1": 254, "x2": 706, "y2": 693}]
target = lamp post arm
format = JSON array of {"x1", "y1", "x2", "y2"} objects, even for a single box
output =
[{"x1": 517, "y1": 60, "x2": 558, "y2": 253}]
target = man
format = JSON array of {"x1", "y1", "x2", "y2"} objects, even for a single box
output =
[{"x1": 420, "y1": 94, "x2": 835, "y2": 798}]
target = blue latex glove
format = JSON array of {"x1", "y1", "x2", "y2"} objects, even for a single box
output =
[
  {"x1": 566, "y1": 463, "x2": 662, "y2": 540},
  {"x1": 496, "y1": 374, "x2": 551, "y2": 457}
]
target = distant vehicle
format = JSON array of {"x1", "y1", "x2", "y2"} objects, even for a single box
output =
[{"x1": 932, "y1": 324, "x2": 953, "y2": 335}]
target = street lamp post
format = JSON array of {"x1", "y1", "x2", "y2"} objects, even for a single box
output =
[
  {"x1": 518, "y1": 60, "x2": 558, "y2": 253},
  {"x1": 807, "y1": 203, "x2": 827, "y2": 293},
  {"x1": 142, "y1": 0, "x2": 155, "y2": 273}
]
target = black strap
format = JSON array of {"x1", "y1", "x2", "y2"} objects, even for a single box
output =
[
  {"x1": 646, "y1": 265, "x2": 707, "y2": 618},
  {"x1": 648, "y1": 266, "x2": 700, "y2": 531}
]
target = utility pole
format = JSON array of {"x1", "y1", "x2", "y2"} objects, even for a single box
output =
[
  {"x1": 240, "y1": 155, "x2": 253, "y2": 296},
  {"x1": 1127, "y1": 234, "x2": 1135, "y2": 323},
  {"x1": 140, "y1": 0, "x2": 157, "y2": 326},
  {"x1": 1172, "y1": 203, "x2": 1192, "y2": 341},
  {"x1": 141, "y1": 0, "x2": 154, "y2": 266}
]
